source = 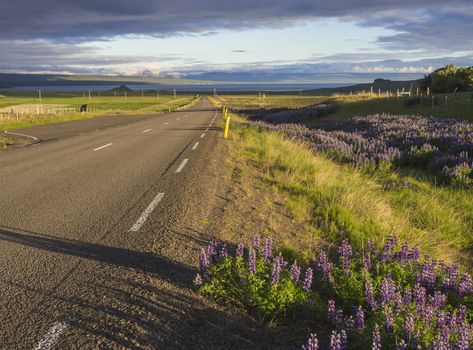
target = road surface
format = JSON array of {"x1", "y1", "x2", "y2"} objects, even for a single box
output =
[{"x1": 0, "y1": 97, "x2": 226, "y2": 349}]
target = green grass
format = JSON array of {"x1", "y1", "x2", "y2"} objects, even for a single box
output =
[
  {"x1": 325, "y1": 92, "x2": 473, "y2": 121},
  {"x1": 218, "y1": 92, "x2": 473, "y2": 121},
  {"x1": 228, "y1": 116, "x2": 473, "y2": 271},
  {"x1": 0, "y1": 94, "x2": 196, "y2": 130},
  {"x1": 215, "y1": 94, "x2": 327, "y2": 109}
]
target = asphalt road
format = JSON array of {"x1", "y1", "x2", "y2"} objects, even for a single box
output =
[{"x1": 0, "y1": 97, "x2": 226, "y2": 349}]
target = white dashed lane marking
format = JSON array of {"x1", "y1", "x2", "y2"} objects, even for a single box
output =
[
  {"x1": 192, "y1": 142, "x2": 199, "y2": 150},
  {"x1": 143, "y1": 129, "x2": 151, "y2": 133},
  {"x1": 200, "y1": 133, "x2": 205, "y2": 138},
  {"x1": 130, "y1": 193, "x2": 165, "y2": 232},
  {"x1": 175, "y1": 158, "x2": 189, "y2": 173},
  {"x1": 93, "y1": 143, "x2": 112, "y2": 151},
  {"x1": 33, "y1": 321, "x2": 68, "y2": 350}
]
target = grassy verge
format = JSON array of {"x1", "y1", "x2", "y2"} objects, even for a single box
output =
[{"x1": 226, "y1": 114, "x2": 473, "y2": 271}]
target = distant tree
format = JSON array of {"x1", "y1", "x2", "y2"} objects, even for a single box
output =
[{"x1": 424, "y1": 64, "x2": 473, "y2": 93}]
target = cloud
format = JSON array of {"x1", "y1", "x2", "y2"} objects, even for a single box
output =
[{"x1": 1, "y1": 0, "x2": 471, "y2": 49}]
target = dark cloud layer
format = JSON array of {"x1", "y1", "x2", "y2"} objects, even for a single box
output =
[
  {"x1": 1, "y1": 0, "x2": 472, "y2": 75},
  {"x1": 1, "y1": 0, "x2": 472, "y2": 50}
]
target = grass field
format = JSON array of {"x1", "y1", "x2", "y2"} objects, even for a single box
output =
[
  {"x1": 0, "y1": 93, "x2": 197, "y2": 130},
  {"x1": 218, "y1": 91, "x2": 473, "y2": 121}
]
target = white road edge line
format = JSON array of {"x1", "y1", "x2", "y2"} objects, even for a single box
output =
[
  {"x1": 143, "y1": 129, "x2": 151, "y2": 133},
  {"x1": 4, "y1": 130, "x2": 38, "y2": 141},
  {"x1": 192, "y1": 142, "x2": 199, "y2": 150},
  {"x1": 33, "y1": 321, "x2": 68, "y2": 350},
  {"x1": 93, "y1": 143, "x2": 113, "y2": 151},
  {"x1": 200, "y1": 133, "x2": 205, "y2": 138},
  {"x1": 130, "y1": 192, "x2": 165, "y2": 232},
  {"x1": 175, "y1": 158, "x2": 189, "y2": 173}
]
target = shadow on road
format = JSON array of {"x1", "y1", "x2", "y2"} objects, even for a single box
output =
[{"x1": 0, "y1": 226, "x2": 193, "y2": 285}]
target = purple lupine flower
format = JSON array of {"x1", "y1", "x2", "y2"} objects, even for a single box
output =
[
  {"x1": 365, "y1": 279, "x2": 377, "y2": 311},
  {"x1": 207, "y1": 240, "x2": 219, "y2": 263},
  {"x1": 345, "y1": 315, "x2": 355, "y2": 331},
  {"x1": 457, "y1": 305, "x2": 467, "y2": 324},
  {"x1": 328, "y1": 299, "x2": 336, "y2": 323},
  {"x1": 355, "y1": 306, "x2": 365, "y2": 332},
  {"x1": 290, "y1": 260, "x2": 301, "y2": 283},
  {"x1": 338, "y1": 238, "x2": 353, "y2": 272},
  {"x1": 384, "y1": 305, "x2": 394, "y2": 332},
  {"x1": 252, "y1": 234, "x2": 261, "y2": 252},
  {"x1": 275, "y1": 253, "x2": 288, "y2": 269},
  {"x1": 271, "y1": 259, "x2": 281, "y2": 285},
  {"x1": 457, "y1": 323, "x2": 471, "y2": 350},
  {"x1": 236, "y1": 242, "x2": 244, "y2": 256},
  {"x1": 303, "y1": 268, "x2": 313, "y2": 291},
  {"x1": 340, "y1": 330, "x2": 347, "y2": 350},
  {"x1": 372, "y1": 324, "x2": 382, "y2": 350},
  {"x1": 381, "y1": 235, "x2": 398, "y2": 262},
  {"x1": 219, "y1": 243, "x2": 228, "y2": 258},
  {"x1": 436, "y1": 311, "x2": 447, "y2": 331},
  {"x1": 396, "y1": 339, "x2": 407, "y2": 350},
  {"x1": 422, "y1": 304, "x2": 435, "y2": 325},
  {"x1": 199, "y1": 249, "x2": 209, "y2": 276},
  {"x1": 380, "y1": 275, "x2": 395, "y2": 305},
  {"x1": 458, "y1": 273, "x2": 473, "y2": 297},
  {"x1": 393, "y1": 288, "x2": 403, "y2": 310},
  {"x1": 404, "y1": 313, "x2": 414, "y2": 337},
  {"x1": 330, "y1": 330, "x2": 342, "y2": 350},
  {"x1": 442, "y1": 263, "x2": 458, "y2": 291},
  {"x1": 413, "y1": 283, "x2": 426, "y2": 306},
  {"x1": 403, "y1": 287, "x2": 412, "y2": 305},
  {"x1": 301, "y1": 333, "x2": 319, "y2": 350},
  {"x1": 397, "y1": 242, "x2": 409, "y2": 261},
  {"x1": 409, "y1": 246, "x2": 420, "y2": 261},
  {"x1": 418, "y1": 257, "x2": 437, "y2": 290},
  {"x1": 193, "y1": 273, "x2": 203, "y2": 286},
  {"x1": 367, "y1": 239, "x2": 374, "y2": 254},
  {"x1": 263, "y1": 237, "x2": 272, "y2": 262},
  {"x1": 318, "y1": 251, "x2": 333, "y2": 282},
  {"x1": 432, "y1": 334, "x2": 449, "y2": 350},
  {"x1": 428, "y1": 291, "x2": 446, "y2": 310},
  {"x1": 248, "y1": 248, "x2": 256, "y2": 274}
]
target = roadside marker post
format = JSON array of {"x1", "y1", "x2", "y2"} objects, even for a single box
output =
[{"x1": 224, "y1": 115, "x2": 230, "y2": 139}]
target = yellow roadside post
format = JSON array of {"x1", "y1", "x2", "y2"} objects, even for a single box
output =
[{"x1": 223, "y1": 114, "x2": 230, "y2": 139}]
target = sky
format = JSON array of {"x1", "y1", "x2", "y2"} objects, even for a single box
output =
[{"x1": 1, "y1": 0, "x2": 472, "y2": 79}]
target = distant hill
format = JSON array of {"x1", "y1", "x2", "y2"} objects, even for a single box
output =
[{"x1": 0, "y1": 73, "x2": 210, "y2": 88}]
